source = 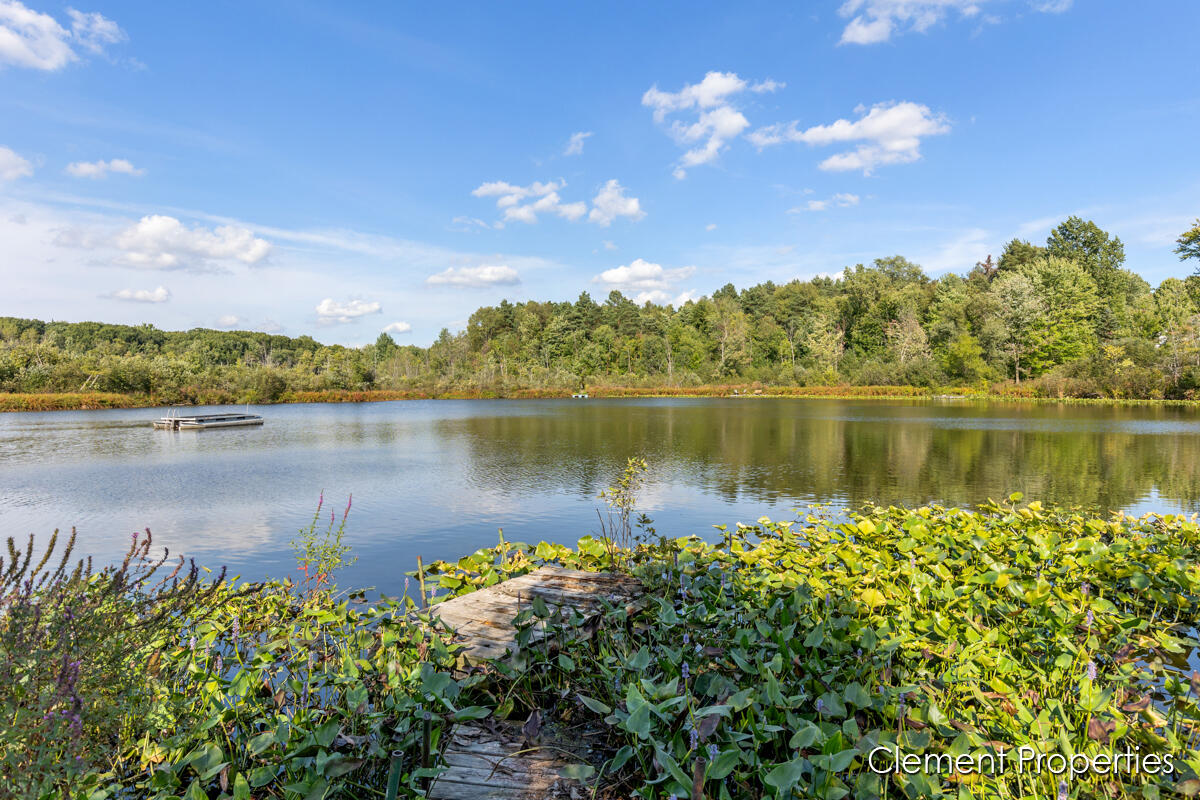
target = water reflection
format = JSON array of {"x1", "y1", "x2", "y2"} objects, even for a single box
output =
[{"x1": 0, "y1": 398, "x2": 1197, "y2": 594}]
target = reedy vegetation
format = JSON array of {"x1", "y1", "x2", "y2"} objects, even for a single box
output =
[
  {"x1": 6, "y1": 218, "x2": 1200, "y2": 402},
  {"x1": 3, "y1": 476, "x2": 1200, "y2": 798}
]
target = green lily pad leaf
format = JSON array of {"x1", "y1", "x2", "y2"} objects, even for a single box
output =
[
  {"x1": 764, "y1": 757, "x2": 807, "y2": 791},
  {"x1": 860, "y1": 588, "x2": 887, "y2": 608}
]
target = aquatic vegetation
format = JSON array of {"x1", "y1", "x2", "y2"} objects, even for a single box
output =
[
  {"x1": 428, "y1": 497, "x2": 1200, "y2": 798},
  {"x1": 5, "y1": 496, "x2": 1200, "y2": 798}
]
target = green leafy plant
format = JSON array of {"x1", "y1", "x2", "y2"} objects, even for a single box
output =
[
  {"x1": 0, "y1": 528, "x2": 248, "y2": 799},
  {"x1": 292, "y1": 491, "x2": 358, "y2": 596}
]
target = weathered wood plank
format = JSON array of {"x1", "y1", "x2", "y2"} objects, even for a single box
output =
[
  {"x1": 428, "y1": 722, "x2": 597, "y2": 800},
  {"x1": 426, "y1": 565, "x2": 644, "y2": 665},
  {"x1": 418, "y1": 568, "x2": 638, "y2": 798}
]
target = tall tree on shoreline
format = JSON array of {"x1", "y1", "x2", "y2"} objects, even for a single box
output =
[{"x1": 1178, "y1": 219, "x2": 1200, "y2": 266}]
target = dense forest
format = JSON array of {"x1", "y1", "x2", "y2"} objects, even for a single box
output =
[{"x1": 4, "y1": 216, "x2": 1200, "y2": 404}]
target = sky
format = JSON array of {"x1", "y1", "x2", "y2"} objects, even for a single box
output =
[{"x1": 1, "y1": 0, "x2": 1198, "y2": 346}]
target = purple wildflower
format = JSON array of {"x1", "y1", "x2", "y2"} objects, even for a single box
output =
[
  {"x1": 231, "y1": 617, "x2": 240, "y2": 640},
  {"x1": 1081, "y1": 582, "x2": 1090, "y2": 597},
  {"x1": 683, "y1": 633, "x2": 690, "y2": 645},
  {"x1": 708, "y1": 743, "x2": 719, "y2": 760},
  {"x1": 816, "y1": 698, "x2": 825, "y2": 714},
  {"x1": 689, "y1": 728, "x2": 698, "y2": 750},
  {"x1": 1085, "y1": 609, "x2": 1093, "y2": 629},
  {"x1": 1087, "y1": 661, "x2": 1097, "y2": 681},
  {"x1": 1058, "y1": 780, "x2": 1068, "y2": 800},
  {"x1": 681, "y1": 661, "x2": 690, "y2": 681}
]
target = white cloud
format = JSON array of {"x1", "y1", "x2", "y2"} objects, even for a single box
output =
[
  {"x1": 426, "y1": 264, "x2": 520, "y2": 288},
  {"x1": 471, "y1": 178, "x2": 643, "y2": 227},
  {"x1": 450, "y1": 215, "x2": 500, "y2": 232},
  {"x1": 0, "y1": 1, "x2": 124, "y2": 70},
  {"x1": 838, "y1": 0, "x2": 985, "y2": 45},
  {"x1": 593, "y1": 258, "x2": 696, "y2": 303},
  {"x1": 383, "y1": 321, "x2": 412, "y2": 334},
  {"x1": 471, "y1": 179, "x2": 586, "y2": 224},
  {"x1": 789, "y1": 194, "x2": 858, "y2": 213},
  {"x1": 629, "y1": 288, "x2": 701, "y2": 306},
  {"x1": 0, "y1": 195, "x2": 577, "y2": 345},
  {"x1": 602, "y1": 240, "x2": 618, "y2": 251},
  {"x1": 588, "y1": 179, "x2": 645, "y2": 226},
  {"x1": 840, "y1": 14, "x2": 894, "y2": 44},
  {"x1": 315, "y1": 297, "x2": 382, "y2": 323},
  {"x1": 0, "y1": 145, "x2": 32, "y2": 180},
  {"x1": 748, "y1": 101, "x2": 949, "y2": 174},
  {"x1": 705, "y1": 223, "x2": 717, "y2": 231},
  {"x1": 66, "y1": 8, "x2": 125, "y2": 55},
  {"x1": 838, "y1": 0, "x2": 1070, "y2": 45},
  {"x1": 1030, "y1": 0, "x2": 1072, "y2": 12},
  {"x1": 643, "y1": 71, "x2": 782, "y2": 178},
  {"x1": 216, "y1": 314, "x2": 242, "y2": 328},
  {"x1": 564, "y1": 131, "x2": 593, "y2": 156},
  {"x1": 751, "y1": 79, "x2": 785, "y2": 94},
  {"x1": 105, "y1": 215, "x2": 271, "y2": 269},
  {"x1": 109, "y1": 285, "x2": 169, "y2": 303},
  {"x1": 65, "y1": 158, "x2": 144, "y2": 178}
]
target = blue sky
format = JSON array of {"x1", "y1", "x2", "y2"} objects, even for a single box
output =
[{"x1": 1, "y1": 0, "x2": 1197, "y2": 345}]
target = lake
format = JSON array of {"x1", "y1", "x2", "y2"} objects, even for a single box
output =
[{"x1": 1, "y1": 397, "x2": 1198, "y2": 593}]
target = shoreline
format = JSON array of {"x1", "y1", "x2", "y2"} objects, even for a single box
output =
[{"x1": 3, "y1": 386, "x2": 1199, "y2": 412}]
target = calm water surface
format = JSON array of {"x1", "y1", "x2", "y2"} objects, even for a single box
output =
[{"x1": 1, "y1": 398, "x2": 1198, "y2": 593}]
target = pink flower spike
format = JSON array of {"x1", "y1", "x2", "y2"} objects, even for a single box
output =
[{"x1": 344, "y1": 494, "x2": 353, "y2": 521}]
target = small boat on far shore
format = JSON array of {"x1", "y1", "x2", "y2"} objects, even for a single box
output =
[{"x1": 152, "y1": 412, "x2": 264, "y2": 430}]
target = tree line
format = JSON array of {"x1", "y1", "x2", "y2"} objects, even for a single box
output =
[{"x1": 4, "y1": 216, "x2": 1200, "y2": 402}]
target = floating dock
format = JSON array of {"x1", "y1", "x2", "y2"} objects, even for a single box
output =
[{"x1": 152, "y1": 412, "x2": 264, "y2": 430}]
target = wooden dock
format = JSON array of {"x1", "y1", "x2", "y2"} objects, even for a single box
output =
[
  {"x1": 428, "y1": 722, "x2": 597, "y2": 800},
  {"x1": 427, "y1": 564, "x2": 645, "y2": 663},
  {"x1": 424, "y1": 565, "x2": 644, "y2": 798}
]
